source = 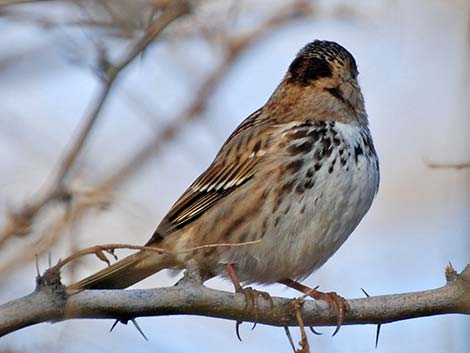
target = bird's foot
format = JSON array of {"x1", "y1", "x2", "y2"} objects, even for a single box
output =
[
  {"x1": 236, "y1": 286, "x2": 273, "y2": 312},
  {"x1": 307, "y1": 289, "x2": 349, "y2": 336},
  {"x1": 280, "y1": 278, "x2": 349, "y2": 335},
  {"x1": 225, "y1": 263, "x2": 273, "y2": 340},
  {"x1": 234, "y1": 286, "x2": 273, "y2": 340}
]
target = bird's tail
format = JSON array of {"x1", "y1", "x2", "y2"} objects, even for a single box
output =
[{"x1": 68, "y1": 250, "x2": 172, "y2": 291}]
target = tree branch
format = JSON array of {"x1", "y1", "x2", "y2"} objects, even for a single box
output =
[{"x1": 1, "y1": 264, "x2": 469, "y2": 338}]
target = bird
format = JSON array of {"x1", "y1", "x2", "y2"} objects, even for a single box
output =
[{"x1": 69, "y1": 40, "x2": 379, "y2": 328}]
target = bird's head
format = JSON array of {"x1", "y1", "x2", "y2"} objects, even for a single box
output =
[
  {"x1": 286, "y1": 40, "x2": 358, "y2": 85},
  {"x1": 268, "y1": 40, "x2": 367, "y2": 125}
]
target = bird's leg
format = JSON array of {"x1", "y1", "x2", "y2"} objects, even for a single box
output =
[
  {"x1": 225, "y1": 263, "x2": 272, "y2": 339},
  {"x1": 279, "y1": 278, "x2": 349, "y2": 335},
  {"x1": 226, "y1": 263, "x2": 272, "y2": 303},
  {"x1": 226, "y1": 263, "x2": 244, "y2": 292}
]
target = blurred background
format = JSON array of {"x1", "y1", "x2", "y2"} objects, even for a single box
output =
[{"x1": 0, "y1": 0, "x2": 468, "y2": 352}]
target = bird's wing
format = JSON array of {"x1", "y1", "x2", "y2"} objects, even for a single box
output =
[{"x1": 148, "y1": 109, "x2": 272, "y2": 242}]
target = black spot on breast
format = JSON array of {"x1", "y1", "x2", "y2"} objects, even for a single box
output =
[
  {"x1": 320, "y1": 137, "x2": 333, "y2": 158},
  {"x1": 314, "y1": 163, "x2": 322, "y2": 171},
  {"x1": 307, "y1": 129, "x2": 322, "y2": 141},
  {"x1": 304, "y1": 119, "x2": 313, "y2": 126},
  {"x1": 305, "y1": 179, "x2": 315, "y2": 189},
  {"x1": 287, "y1": 56, "x2": 333, "y2": 85},
  {"x1": 295, "y1": 183, "x2": 305, "y2": 194},
  {"x1": 306, "y1": 168, "x2": 314, "y2": 178},
  {"x1": 321, "y1": 137, "x2": 332, "y2": 150},
  {"x1": 354, "y1": 145, "x2": 364, "y2": 163},
  {"x1": 314, "y1": 149, "x2": 324, "y2": 160},
  {"x1": 328, "y1": 158, "x2": 337, "y2": 174}
]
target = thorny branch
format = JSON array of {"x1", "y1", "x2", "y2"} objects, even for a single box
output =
[{"x1": 0, "y1": 264, "x2": 469, "y2": 348}]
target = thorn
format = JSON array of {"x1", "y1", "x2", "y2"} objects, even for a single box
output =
[
  {"x1": 361, "y1": 287, "x2": 382, "y2": 348},
  {"x1": 35, "y1": 254, "x2": 40, "y2": 276},
  {"x1": 110, "y1": 320, "x2": 119, "y2": 332},
  {"x1": 131, "y1": 319, "x2": 148, "y2": 341},
  {"x1": 96, "y1": 250, "x2": 111, "y2": 266},
  {"x1": 107, "y1": 249, "x2": 118, "y2": 261},
  {"x1": 283, "y1": 326, "x2": 296, "y2": 353},
  {"x1": 375, "y1": 324, "x2": 382, "y2": 348},
  {"x1": 235, "y1": 321, "x2": 243, "y2": 341},
  {"x1": 301, "y1": 285, "x2": 320, "y2": 300},
  {"x1": 445, "y1": 262, "x2": 457, "y2": 282},
  {"x1": 251, "y1": 322, "x2": 257, "y2": 330},
  {"x1": 309, "y1": 326, "x2": 323, "y2": 335}
]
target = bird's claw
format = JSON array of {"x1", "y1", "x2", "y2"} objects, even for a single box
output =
[
  {"x1": 234, "y1": 286, "x2": 273, "y2": 339},
  {"x1": 308, "y1": 290, "x2": 350, "y2": 335}
]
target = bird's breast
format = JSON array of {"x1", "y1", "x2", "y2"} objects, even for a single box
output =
[{"x1": 221, "y1": 120, "x2": 379, "y2": 283}]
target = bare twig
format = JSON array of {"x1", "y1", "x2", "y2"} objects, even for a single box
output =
[
  {"x1": 427, "y1": 162, "x2": 470, "y2": 170},
  {"x1": 0, "y1": 1, "x2": 190, "y2": 248},
  {"x1": 0, "y1": 265, "x2": 468, "y2": 339},
  {"x1": 0, "y1": 0, "x2": 57, "y2": 7},
  {"x1": 52, "y1": 239, "x2": 262, "y2": 271}
]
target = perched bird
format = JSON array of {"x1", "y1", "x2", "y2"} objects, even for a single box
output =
[{"x1": 69, "y1": 40, "x2": 379, "y2": 327}]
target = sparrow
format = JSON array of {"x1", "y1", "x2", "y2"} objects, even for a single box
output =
[{"x1": 69, "y1": 40, "x2": 379, "y2": 327}]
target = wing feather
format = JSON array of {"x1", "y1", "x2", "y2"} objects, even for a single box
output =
[{"x1": 153, "y1": 109, "x2": 271, "y2": 237}]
